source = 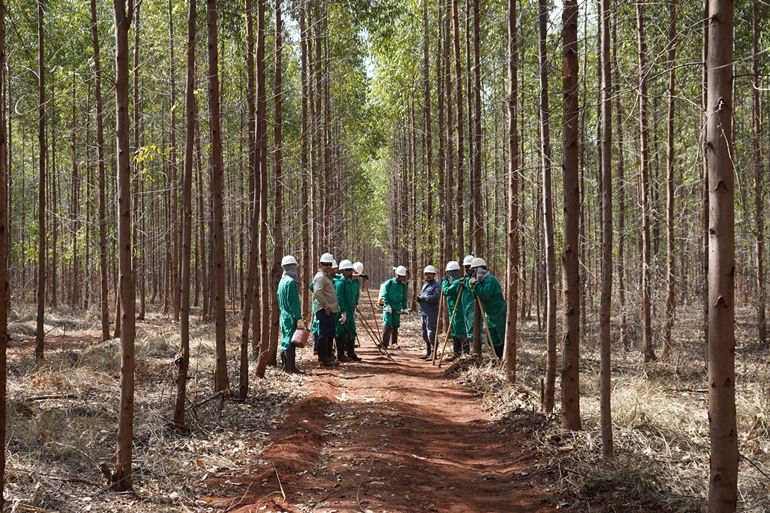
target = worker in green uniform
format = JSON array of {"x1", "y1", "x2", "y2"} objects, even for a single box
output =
[
  {"x1": 468, "y1": 257, "x2": 506, "y2": 359},
  {"x1": 335, "y1": 260, "x2": 362, "y2": 362},
  {"x1": 380, "y1": 266, "x2": 409, "y2": 349},
  {"x1": 277, "y1": 255, "x2": 305, "y2": 374},
  {"x1": 460, "y1": 254, "x2": 476, "y2": 355},
  {"x1": 441, "y1": 261, "x2": 466, "y2": 362}
]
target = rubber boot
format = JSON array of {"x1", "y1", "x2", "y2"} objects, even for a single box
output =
[
  {"x1": 336, "y1": 336, "x2": 352, "y2": 362},
  {"x1": 419, "y1": 340, "x2": 432, "y2": 359},
  {"x1": 445, "y1": 337, "x2": 462, "y2": 362},
  {"x1": 346, "y1": 338, "x2": 362, "y2": 362},
  {"x1": 391, "y1": 328, "x2": 400, "y2": 349},
  {"x1": 286, "y1": 345, "x2": 304, "y2": 374},
  {"x1": 281, "y1": 351, "x2": 288, "y2": 372},
  {"x1": 313, "y1": 333, "x2": 319, "y2": 355},
  {"x1": 382, "y1": 326, "x2": 392, "y2": 348},
  {"x1": 317, "y1": 338, "x2": 339, "y2": 367},
  {"x1": 462, "y1": 338, "x2": 471, "y2": 355}
]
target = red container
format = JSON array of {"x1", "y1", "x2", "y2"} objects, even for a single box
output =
[{"x1": 291, "y1": 329, "x2": 310, "y2": 348}]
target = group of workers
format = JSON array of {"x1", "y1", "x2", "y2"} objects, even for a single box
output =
[{"x1": 276, "y1": 252, "x2": 508, "y2": 373}]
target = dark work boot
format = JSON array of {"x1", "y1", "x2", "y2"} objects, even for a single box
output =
[
  {"x1": 317, "y1": 338, "x2": 339, "y2": 367},
  {"x1": 445, "y1": 337, "x2": 462, "y2": 362},
  {"x1": 281, "y1": 351, "x2": 288, "y2": 372},
  {"x1": 286, "y1": 345, "x2": 304, "y2": 374},
  {"x1": 313, "y1": 333, "x2": 319, "y2": 355},
  {"x1": 336, "y1": 336, "x2": 352, "y2": 362},
  {"x1": 419, "y1": 341, "x2": 432, "y2": 359},
  {"x1": 462, "y1": 338, "x2": 471, "y2": 355},
  {"x1": 382, "y1": 326, "x2": 392, "y2": 348},
  {"x1": 327, "y1": 336, "x2": 337, "y2": 363},
  {"x1": 346, "y1": 339, "x2": 362, "y2": 362},
  {"x1": 391, "y1": 328, "x2": 400, "y2": 349}
]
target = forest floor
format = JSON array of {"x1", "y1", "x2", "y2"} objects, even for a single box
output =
[{"x1": 2, "y1": 293, "x2": 769, "y2": 512}]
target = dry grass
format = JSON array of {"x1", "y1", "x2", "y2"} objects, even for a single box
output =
[
  {"x1": 439, "y1": 307, "x2": 770, "y2": 512},
  {"x1": 3, "y1": 308, "x2": 309, "y2": 512}
]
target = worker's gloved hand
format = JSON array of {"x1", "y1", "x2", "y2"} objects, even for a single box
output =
[
  {"x1": 297, "y1": 318, "x2": 306, "y2": 330},
  {"x1": 339, "y1": 312, "x2": 347, "y2": 324},
  {"x1": 360, "y1": 273, "x2": 369, "y2": 280},
  {"x1": 355, "y1": 311, "x2": 362, "y2": 320},
  {"x1": 469, "y1": 277, "x2": 478, "y2": 287},
  {"x1": 415, "y1": 295, "x2": 423, "y2": 303},
  {"x1": 476, "y1": 268, "x2": 489, "y2": 282},
  {"x1": 385, "y1": 304, "x2": 392, "y2": 314},
  {"x1": 402, "y1": 308, "x2": 410, "y2": 315}
]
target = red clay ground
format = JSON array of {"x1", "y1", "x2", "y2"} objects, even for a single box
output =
[{"x1": 212, "y1": 327, "x2": 559, "y2": 513}]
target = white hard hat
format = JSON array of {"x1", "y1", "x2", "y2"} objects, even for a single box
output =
[
  {"x1": 445, "y1": 261, "x2": 461, "y2": 271},
  {"x1": 424, "y1": 265, "x2": 437, "y2": 274},
  {"x1": 331, "y1": 259, "x2": 338, "y2": 269},
  {"x1": 281, "y1": 255, "x2": 298, "y2": 267},
  {"x1": 463, "y1": 254, "x2": 474, "y2": 266},
  {"x1": 339, "y1": 259, "x2": 354, "y2": 270},
  {"x1": 395, "y1": 265, "x2": 408, "y2": 277},
  {"x1": 353, "y1": 262, "x2": 364, "y2": 274},
  {"x1": 470, "y1": 257, "x2": 487, "y2": 268},
  {"x1": 320, "y1": 252, "x2": 334, "y2": 264}
]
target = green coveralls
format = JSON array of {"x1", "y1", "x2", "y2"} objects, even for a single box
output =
[
  {"x1": 277, "y1": 276, "x2": 302, "y2": 352},
  {"x1": 461, "y1": 276, "x2": 476, "y2": 339},
  {"x1": 471, "y1": 273, "x2": 507, "y2": 350},
  {"x1": 381, "y1": 278, "x2": 408, "y2": 328},
  {"x1": 441, "y1": 277, "x2": 467, "y2": 338},
  {"x1": 335, "y1": 275, "x2": 357, "y2": 340}
]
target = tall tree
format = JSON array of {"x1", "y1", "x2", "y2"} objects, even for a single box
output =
[
  {"x1": 114, "y1": 0, "x2": 136, "y2": 491},
  {"x1": 560, "y1": 0, "x2": 580, "y2": 431},
  {"x1": 268, "y1": 0, "x2": 285, "y2": 369},
  {"x1": 91, "y1": 0, "x2": 110, "y2": 343},
  {"x1": 0, "y1": 0, "x2": 8, "y2": 505},
  {"x1": 35, "y1": 0, "x2": 46, "y2": 360},
  {"x1": 300, "y1": 0, "x2": 310, "y2": 318},
  {"x1": 207, "y1": 0, "x2": 229, "y2": 392},
  {"x1": 451, "y1": 0, "x2": 465, "y2": 258},
  {"x1": 538, "y1": 0, "x2": 556, "y2": 413},
  {"x1": 599, "y1": 0, "x2": 613, "y2": 458},
  {"x1": 751, "y1": 0, "x2": 766, "y2": 345},
  {"x1": 503, "y1": 0, "x2": 518, "y2": 383},
  {"x1": 663, "y1": 0, "x2": 678, "y2": 358},
  {"x1": 240, "y1": 0, "x2": 257, "y2": 401},
  {"x1": 175, "y1": 0, "x2": 197, "y2": 429},
  {"x1": 169, "y1": 0, "x2": 180, "y2": 323},
  {"x1": 636, "y1": 1, "x2": 654, "y2": 363},
  {"x1": 706, "y1": 0, "x2": 737, "y2": 509}
]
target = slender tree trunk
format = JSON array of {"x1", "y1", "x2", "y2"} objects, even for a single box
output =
[
  {"x1": 0, "y1": 3, "x2": 9, "y2": 505},
  {"x1": 132, "y1": 5, "x2": 142, "y2": 321},
  {"x1": 169, "y1": 0, "x2": 179, "y2": 323},
  {"x1": 437, "y1": 2, "x2": 447, "y2": 268},
  {"x1": 751, "y1": 0, "x2": 766, "y2": 345},
  {"x1": 207, "y1": 0, "x2": 229, "y2": 393},
  {"x1": 300, "y1": 0, "x2": 310, "y2": 319},
  {"x1": 268, "y1": 0, "x2": 285, "y2": 370},
  {"x1": 538, "y1": 0, "x2": 556, "y2": 413},
  {"x1": 504, "y1": 0, "x2": 518, "y2": 382},
  {"x1": 451, "y1": 0, "x2": 465, "y2": 257},
  {"x1": 174, "y1": 0, "x2": 196, "y2": 430},
  {"x1": 113, "y1": 0, "x2": 135, "y2": 491},
  {"x1": 255, "y1": 0, "x2": 271, "y2": 378},
  {"x1": 701, "y1": 0, "x2": 709, "y2": 352},
  {"x1": 239, "y1": 0, "x2": 257, "y2": 400},
  {"x1": 706, "y1": 1, "x2": 737, "y2": 509},
  {"x1": 35, "y1": 0, "x2": 46, "y2": 360},
  {"x1": 424, "y1": 0, "x2": 434, "y2": 261},
  {"x1": 91, "y1": 0, "x2": 110, "y2": 342},
  {"x1": 636, "y1": 1, "x2": 655, "y2": 363},
  {"x1": 612, "y1": 4, "x2": 628, "y2": 353},
  {"x1": 599, "y1": 0, "x2": 613, "y2": 458},
  {"x1": 663, "y1": 0, "x2": 677, "y2": 359},
  {"x1": 561, "y1": 0, "x2": 580, "y2": 431}
]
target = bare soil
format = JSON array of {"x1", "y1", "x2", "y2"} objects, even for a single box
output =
[{"x1": 211, "y1": 337, "x2": 559, "y2": 513}]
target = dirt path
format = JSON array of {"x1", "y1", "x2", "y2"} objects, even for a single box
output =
[{"x1": 217, "y1": 312, "x2": 558, "y2": 513}]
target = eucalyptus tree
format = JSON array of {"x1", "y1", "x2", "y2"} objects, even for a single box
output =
[
  {"x1": 705, "y1": 0, "x2": 738, "y2": 508},
  {"x1": 0, "y1": 1, "x2": 8, "y2": 505},
  {"x1": 35, "y1": 0, "x2": 46, "y2": 360},
  {"x1": 560, "y1": 0, "x2": 580, "y2": 430},
  {"x1": 113, "y1": 0, "x2": 136, "y2": 491},
  {"x1": 504, "y1": 0, "x2": 518, "y2": 383},
  {"x1": 663, "y1": 0, "x2": 677, "y2": 358}
]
